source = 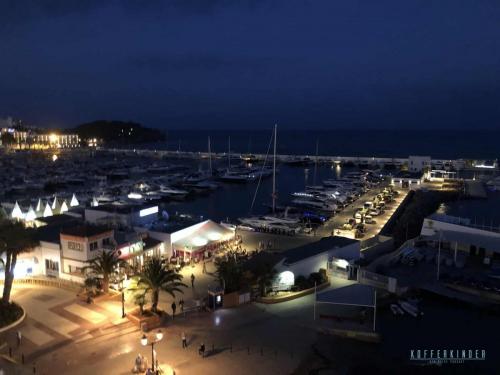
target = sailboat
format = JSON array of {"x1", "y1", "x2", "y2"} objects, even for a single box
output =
[{"x1": 238, "y1": 124, "x2": 301, "y2": 232}]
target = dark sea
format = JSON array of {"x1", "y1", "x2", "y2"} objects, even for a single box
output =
[{"x1": 143, "y1": 129, "x2": 499, "y2": 160}]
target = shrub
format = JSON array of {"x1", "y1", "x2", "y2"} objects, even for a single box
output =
[
  {"x1": 294, "y1": 275, "x2": 308, "y2": 290},
  {"x1": 0, "y1": 302, "x2": 23, "y2": 328},
  {"x1": 308, "y1": 272, "x2": 323, "y2": 285}
]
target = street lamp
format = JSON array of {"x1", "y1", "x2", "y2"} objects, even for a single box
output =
[
  {"x1": 120, "y1": 277, "x2": 126, "y2": 318},
  {"x1": 141, "y1": 329, "x2": 163, "y2": 373}
]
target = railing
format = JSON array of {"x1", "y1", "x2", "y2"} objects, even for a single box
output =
[{"x1": 0, "y1": 277, "x2": 83, "y2": 291}]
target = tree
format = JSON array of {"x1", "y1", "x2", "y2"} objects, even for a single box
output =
[
  {"x1": 0, "y1": 220, "x2": 39, "y2": 305},
  {"x1": 133, "y1": 290, "x2": 148, "y2": 316},
  {"x1": 82, "y1": 250, "x2": 127, "y2": 294},
  {"x1": 129, "y1": 257, "x2": 186, "y2": 313},
  {"x1": 215, "y1": 255, "x2": 244, "y2": 293},
  {"x1": 254, "y1": 262, "x2": 277, "y2": 297}
]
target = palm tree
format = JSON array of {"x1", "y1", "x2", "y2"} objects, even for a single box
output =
[
  {"x1": 0, "y1": 219, "x2": 39, "y2": 305},
  {"x1": 129, "y1": 257, "x2": 186, "y2": 313},
  {"x1": 254, "y1": 262, "x2": 277, "y2": 297},
  {"x1": 82, "y1": 250, "x2": 127, "y2": 294}
]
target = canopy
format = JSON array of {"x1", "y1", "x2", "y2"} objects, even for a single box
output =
[
  {"x1": 172, "y1": 220, "x2": 234, "y2": 253},
  {"x1": 316, "y1": 284, "x2": 375, "y2": 307}
]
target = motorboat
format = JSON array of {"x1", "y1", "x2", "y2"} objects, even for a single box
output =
[
  {"x1": 398, "y1": 300, "x2": 423, "y2": 317},
  {"x1": 486, "y1": 176, "x2": 500, "y2": 191},
  {"x1": 292, "y1": 198, "x2": 338, "y2": 212},
  {"x1": 183, "y1": 180, "x2": 219, "y2": 192},
  {"x1": 390, "y1": 304, "x2": 404, "y2": 315},
  {"x1": 238, "y1": 216, "x2": 301, "y2": 233},
  {"x1": 159, "y1": 186, "x2": 189, "y2": 199}
]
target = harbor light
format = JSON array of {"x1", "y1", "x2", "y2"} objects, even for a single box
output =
[{"x1": 277, "y1": 271, "x2": 295, "y2": 287}]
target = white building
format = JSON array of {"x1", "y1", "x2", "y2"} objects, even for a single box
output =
[
  {"x1": 274, "y1": 236, "x2": 360, "y2": 288},
  {"x1": 85, "y1": 204, "x2": 159, "y2": 228},
  {"x1": 391, "y1": 171, "x2": 424, "y2": 189},
  {"x1": 408, "y1": 155, "x2": 431, "y2": 173},
  {"x1": 421, "y1": 214, "x2": 500, "y2": 265}
]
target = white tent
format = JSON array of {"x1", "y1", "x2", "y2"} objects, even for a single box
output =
[
  {"x1": 51, "y1": 196, "x2": 59, "y2": 210},
  {"x1": 25, "y1": 205, "x2": 37, "y2": 221},
  {"x1": 60, "y1": 200, "x2": 69, "y2": 214},
  {"x1": 43, "y1": 202, "x2": 53, "y2": 217},
  {"x1": 70, "y1": 194, "x2": 79, "y2": 207},
  {"x1": 35, "y1": 198, "x2": 43, "y2": 212},
  {"x1": 11, "y1": 201, "x2": 24, "y2": 220}
]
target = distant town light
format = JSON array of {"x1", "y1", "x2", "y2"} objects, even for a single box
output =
[{"x1": 49, "y1": 133, "x2": 58, "y2": 143}]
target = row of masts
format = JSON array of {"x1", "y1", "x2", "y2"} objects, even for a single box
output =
[{"x1": 206, "y1": 125, "x2": 321, "y2": 215}]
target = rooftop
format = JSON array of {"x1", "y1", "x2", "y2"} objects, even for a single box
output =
[
  {"x1": 143, "y1": 237, "x2": 162, "y2": 250},
  {"x1": 61, "y1": 224, "x2": 112, "y2": 238},
  {"x1": 283, "y1": 236, "x2": 358, "y2": 265},
  {"x1": 86, "y1": 203, "x2": 157, "y2": 215},
  {"x1": 36, "y1": 214, "x2": 81, "y2": 226}
]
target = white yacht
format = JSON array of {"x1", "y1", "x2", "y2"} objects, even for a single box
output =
[
  {"x1": 291, "y1": 198, "x2": 338, "y2": 212},
  {"x1": 238, "y1": 216, "x2": 301, "y2": 233},
  {"x1": 159, "y1": 186, "x2": 189, "y2": 199}
]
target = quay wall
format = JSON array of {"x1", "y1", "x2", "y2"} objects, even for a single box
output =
[{"x1": 100, "y1": 148, "x2": 479, "y2": 168}]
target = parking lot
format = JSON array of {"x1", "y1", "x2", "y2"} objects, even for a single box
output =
[{"x1": 318, "y1": 185, "x2": 408, "y2": 240}]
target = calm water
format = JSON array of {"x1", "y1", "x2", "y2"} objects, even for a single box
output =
[
  {"x1": 143, "y1": 129, "x2": 500, "y2": 159},
  {"x1": 165, "y1": 163, "x2": 350, "y2": 222}
]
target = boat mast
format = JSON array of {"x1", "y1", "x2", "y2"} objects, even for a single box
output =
[
  {"x1": 313, "y1": 139, "x2": 319, "y2": 185},
  {"x1": 208, "y1": 136, "x2": 212, "y2": 176},
  {"x1": 228, "y1": 136, "x2": 231, "y2": 170},
  {"x1": 272, "y1": 124, "x2": 277, "y2": 213}
]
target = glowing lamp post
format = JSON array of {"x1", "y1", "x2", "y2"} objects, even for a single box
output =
[
  {"x1": 141, "y1": 329, "x2": 163, "y2": 373},
  {"x1": 120, "y1": 277, "x2": 126, "y2": 318}
]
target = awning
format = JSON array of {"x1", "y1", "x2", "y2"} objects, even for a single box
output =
[
  {"x1": 316, "y1": 284, "x2": 375, "y2": 307},
  {"x1": 172, "y1": 220, "x2": 234, "y2": 253}
]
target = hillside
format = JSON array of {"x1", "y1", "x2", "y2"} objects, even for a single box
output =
[{"x1": 70, "y1": 120, "x2": 165, "y2": 144}]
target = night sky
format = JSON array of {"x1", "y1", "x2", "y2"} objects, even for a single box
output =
[{"x1": 1, "y1": 0, "x2": 500, "y2": 130}]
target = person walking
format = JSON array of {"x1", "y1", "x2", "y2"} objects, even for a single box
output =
[
  {"x1": 202, "y1": 261, "x2": 207, "y2": 274},
  {"x1": 191, "y1": 273, "x2": 195, "y2": 288},
  {"x1": 179, "y1": 298, "x2": 184, "y2": 313},
  {"x1": 171, "y1": 301, "x2": 177, "y2": 319},
  {"x1": 198, "y1": 342, "x2": 205, "y2": 357},
  {"x1": 16, "y1": 331, "x2": 22, "y2": 348},
  {"x1": 181, "y1": 332, "x2": 187, "y2": 348}
]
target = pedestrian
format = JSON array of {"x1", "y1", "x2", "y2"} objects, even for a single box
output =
[
  {"x1": 191, "y1": 273, "x2": 195, "y2": 288},
  {"x1": 179, "y1": 298, "x2": 184, "y2": 312},
  {"x1": 202, "y1": 261, "x2": 207, "y2": 274},
  {"x1": 171, "y1": 301, "x2": 177, "y2": 319},
  {"x1": 199, "y1": 342, "x2": 205, "y2": 357},
  {"x1": 182, "y1": 332, "x2": 187, "y2": 348},
  {"x1": 16, "y1": 330, "x2": 22, "y2": 348}
]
